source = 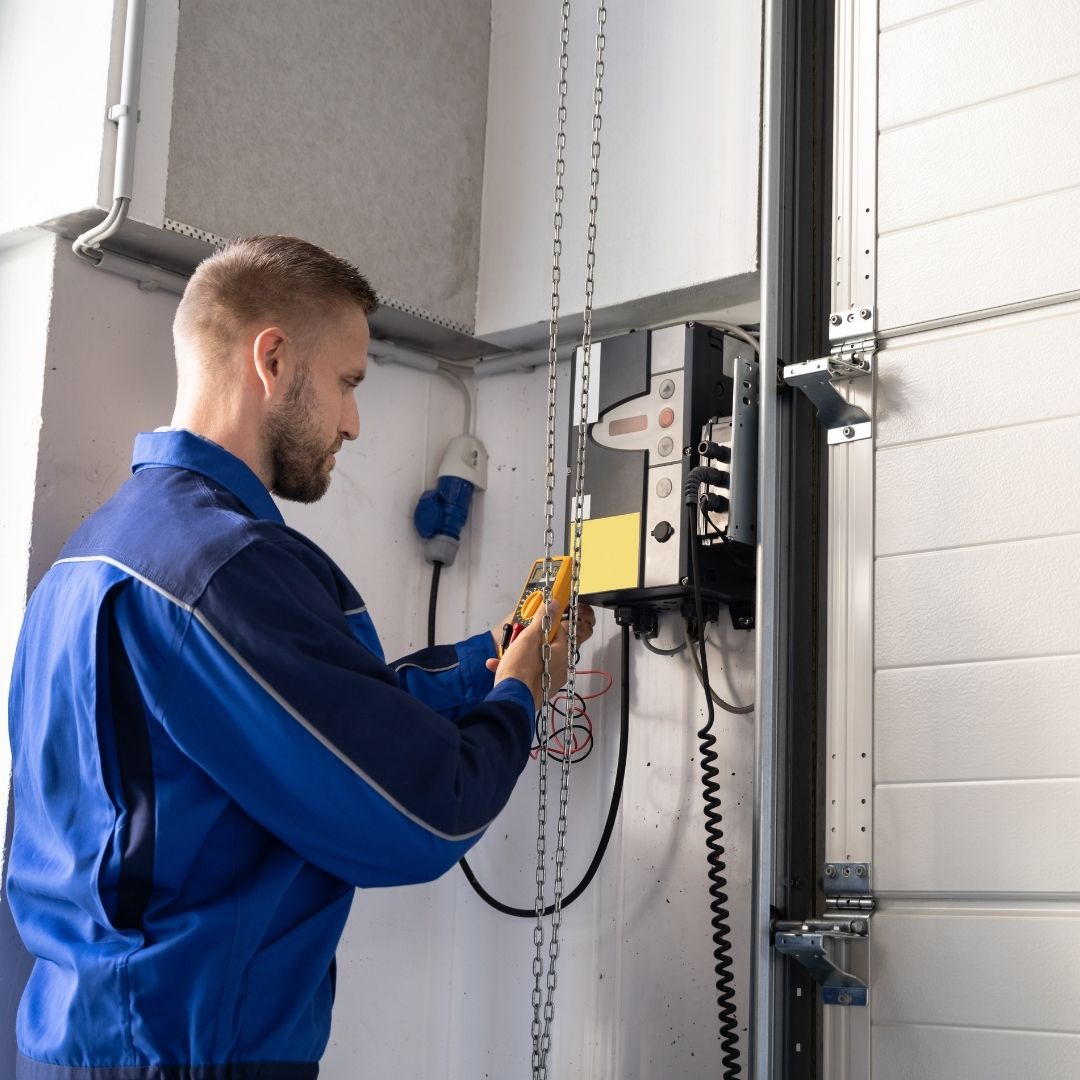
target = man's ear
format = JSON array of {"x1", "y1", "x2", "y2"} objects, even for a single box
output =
[{"x1": 252, "y1": 327, "x2": 287, "y2": 399}]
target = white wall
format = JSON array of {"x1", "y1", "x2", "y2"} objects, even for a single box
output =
[
  {"x1": 0, "y1": 2, "x2": 114, "y2": 235},
  {"x1": 121, "y1": 0, "x2": 180, "y2": 230},
  {"x1": 871, "y1": 3, "x2": 1080, "y2": 1075},
  {"x1": 0, "y1": 0, "x2": 183, "y2": 236},
  {"x1": 0, "y1": 236, "x2": 56, "y2": 855},
  {"x1": 27, "y1": 244, "x2": 181, "y2": 584},
  {"x1": 476, "y1": 0, "x2": 761, "y2": 340}
]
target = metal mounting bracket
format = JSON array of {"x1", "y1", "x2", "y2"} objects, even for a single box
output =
[
  {"x1": 772, "y1": 859, "x2": 875, "y2": 1006},
  {"x1": 774, "y1": 929, "x2": 869, "y2": 1007},
  {"x1": 783, "y1": 307, "x2": 875, "y2": 444}
]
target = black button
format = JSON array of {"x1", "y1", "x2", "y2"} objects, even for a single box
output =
[{"x1": 651, "y1": 520, "x2": 675, "y2": 543}]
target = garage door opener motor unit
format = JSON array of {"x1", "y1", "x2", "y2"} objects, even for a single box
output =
[{"x1": 569, "y1": 322, "x2": 759, "y2": 632}]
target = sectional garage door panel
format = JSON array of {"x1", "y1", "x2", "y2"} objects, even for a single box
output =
[
  {"x1": 879, "y1": 0, "x2": 1080, "y2": 131},
  {"x1": 878, "y1": 188, "x2": 1080, "y2": 330},
  {"x1": 875, "y1": 780, "x2": 1080, "y2": 895},
  {"x1": 876, "y1": 417, "x2": 1080, "y2": 556},
  {"x1": 871, "y1": 908, "x2": 1080, "y2": 1032},
  {"x1": 873, "y1": 1022, "x2": 1080, "y2": 1080},
  {"x1": 876, "y1": 656, "x2": 1080, "y2": 784},
  {"x1": 876, "y1": 534, "x2": 1080, "y2": 670},
  {"x1": 877, "y1": 1, "x2": 1080, "y2": 329},
  {"x1": 879, "y1": 77, "x2": 1080, "y2": 236},
  {"x1": 875, "y1": 305, "x2": 1080, "y2": 447}
]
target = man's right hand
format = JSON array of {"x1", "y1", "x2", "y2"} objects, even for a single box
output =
[{"x1": 485, "y1": 600, "x2": 569, "y2": 710}]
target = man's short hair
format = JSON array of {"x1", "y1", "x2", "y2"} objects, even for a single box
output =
[{"x1": 174, "y1": 235, "x2": 378, "y2": 361}]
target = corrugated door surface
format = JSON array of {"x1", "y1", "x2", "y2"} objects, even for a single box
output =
[{"x1": 872, "y1": 1, "x2": 1080, "y2": 1076}]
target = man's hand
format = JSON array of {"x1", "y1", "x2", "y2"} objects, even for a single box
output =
[
  {"x1": 489, "y1": 601, "x2": 597, "y2": 655},
  {"x1": 573, "y1": 602, "x2": 597, "y2": 645},
  {"x1": 485, "y1": 600, "x2": 570, "y2": 710}
]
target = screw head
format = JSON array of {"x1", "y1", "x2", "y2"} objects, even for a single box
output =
[
  {"x1": 842, "y1": 426, "x2": 855, "y2": 439},
  {"x1": 855, "y1": 865, "x2": 867, "y2": 877},
  {"x1": 836, "y1": 992, "x2": 852, "y2": 1006},
  {"x1": 829, "y1": 313, "x2": 842, "y2": 326},
  {"x1": 852, "y1": 919, "x2": 868, "y2": 934},
  {"x1": 824, "y1": 864, "x2": 837, "y2": 878},
  {"x1": 859, "y1": 307, "x2": 872, "y2": 320},
  {"x1": 680, "y1": 577, "x2": 689, "y2": 586}
]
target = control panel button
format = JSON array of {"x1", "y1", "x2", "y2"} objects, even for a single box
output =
[
  {"x1": 657, "y1": 436, "x2": 674, "y2": 457},
  {"x1": 655, "y1": 477, "x2": 673, "y2": 498},
  {"x1": 658, "y1": 378, "x2": 676, "y2": 400},
  {"x1": 658, "y1": 407, "x2": 675, "y2": 429},
  {"x1": 651, "y1": 520, "x2": 675, "y2": 543}
]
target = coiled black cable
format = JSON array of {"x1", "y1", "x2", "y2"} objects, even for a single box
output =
[{"x1": 685, "y1": 481, "x2": 741, "y2": 1078}]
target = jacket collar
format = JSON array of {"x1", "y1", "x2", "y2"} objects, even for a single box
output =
[{"x1": 132, "y1": 429, "x2": 284, "y2": 524}]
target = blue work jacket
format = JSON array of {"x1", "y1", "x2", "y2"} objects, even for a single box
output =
[{"x1": 7, "y1": 429, "x2": 535, "y2": 1080}]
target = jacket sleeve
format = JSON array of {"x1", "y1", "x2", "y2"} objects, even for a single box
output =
[
  {"x1": 137, "y1": 538, "x2": 536, "y2": 888},
  {"x1": 390, "y1": 633, "x2": 509, "y2": 723}
]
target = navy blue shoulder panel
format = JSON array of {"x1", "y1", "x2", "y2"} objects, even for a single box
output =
[
  {"x1": 60, "y1": 467, "x2": 262, "y2": 606},
  {"x1": 58, "y1": 466, "x2": 363, "y2": 613}
]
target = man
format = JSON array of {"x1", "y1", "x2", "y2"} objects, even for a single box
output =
[{"x1": 7, "y1": 235, "x2": 593, "y2": 1079}]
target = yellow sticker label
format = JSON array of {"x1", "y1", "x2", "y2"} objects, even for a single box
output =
[{"x1": 578, "y1": 513, "x2": 640, "y2": 595}]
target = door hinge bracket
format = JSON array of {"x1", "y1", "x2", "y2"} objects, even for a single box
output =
[
  {"x1": 773, "y1": 928, "x2": 869, "y2": 1007},
  {"x1": 772, "y1": 861, "x2": 875, "y2": 1007},
  {"x1": 782, "y1": 307, "x2": 875, "y2": 444}
]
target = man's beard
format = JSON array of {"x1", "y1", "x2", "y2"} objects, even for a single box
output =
[{"x1": 264, "y1": 366, "x2": 340, "y2": 503}]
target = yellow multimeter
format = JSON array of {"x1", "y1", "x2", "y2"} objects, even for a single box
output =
[{"x1": 502, "y1": 556, "x2": 574, "y2": 651}]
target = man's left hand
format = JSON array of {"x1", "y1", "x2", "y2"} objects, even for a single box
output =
[{"x1": 490, "y1": 601, "x2": 597, "y2": 656}]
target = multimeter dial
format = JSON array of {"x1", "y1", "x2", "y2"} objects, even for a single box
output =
[{"x1": 519, "y1": 590, "x2": 545, "y2": 622}]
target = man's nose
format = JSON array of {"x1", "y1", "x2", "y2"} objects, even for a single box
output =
[{"x1": 341, "y1": 394, "x2": 360, "y2": 441}]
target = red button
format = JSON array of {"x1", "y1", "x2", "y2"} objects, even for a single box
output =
[{"x1": 659, "y1": 407, "x2": 675, "y2": 429}]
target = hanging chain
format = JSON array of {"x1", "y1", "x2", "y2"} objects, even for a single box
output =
[
  {"x1": 534, "y1": 3, "x2": 608, "y2": 1079},
  {"x1": 532, "y1": 2, "x2": 572, "y2": 1075}
]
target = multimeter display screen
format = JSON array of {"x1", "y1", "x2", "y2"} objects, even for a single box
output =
[{"x1": 528, "y1": 562, "x2": 555, "y2": 587}]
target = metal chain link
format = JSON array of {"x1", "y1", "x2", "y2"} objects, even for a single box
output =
[
  {"x1": 534, "y1": 3, "x2": 608, "y2": 1078},
  {"x1": 532, "y1": 2, "x2": 572, "y2": 1074}
]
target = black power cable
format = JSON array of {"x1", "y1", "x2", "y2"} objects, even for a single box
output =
[
  {"x1": 428, "y1": 561, "x2": 443, "y2": 648},
  {"x1": 425, "y1": 555, "x2": 627, "y2": 917},
  {"x1": 684, "y1": 471, "x2": 741, "y2": 1079},
  {"x1": 457, "y1": 625, "x2": 629, "y2": 917}
]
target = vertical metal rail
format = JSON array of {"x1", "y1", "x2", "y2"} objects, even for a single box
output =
[
  {"x1": 750, "y1": 0, "x2": 790, "y2": 1073},
  {"x1": 822, "y1": 0, "x2": 878, "y2": 1075},
  {"x1": 754, "y1": 0, "x2": 837, "y2": 1073}
]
